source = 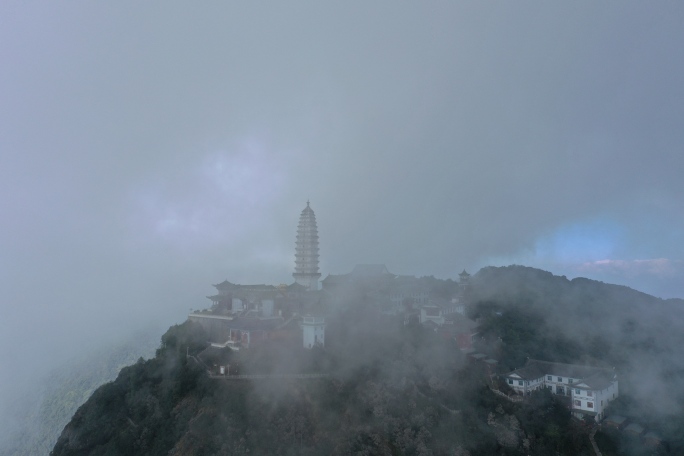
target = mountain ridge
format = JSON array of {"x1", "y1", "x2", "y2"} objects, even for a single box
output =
[{"x1": 50, "y1": 265, "x2": 684, "y2": 455}]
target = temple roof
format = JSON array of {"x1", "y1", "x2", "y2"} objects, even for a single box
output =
[
  {"x1": 301, "y1": 200, "x2": 314, "y2": 214},
  {"x1": 605, "y1": 415, "x2": 627, "y2": 426},
  {"x1": 213, "y1": 281, "x2": 277, "y2": 291},
  {"x1": 505, "y1": 359, "x2": 615, "y2": 383},
  {"x1": 351, "y1": 264, "x2": 392, "y2": 277},
  {"x1": 213, "y1": 280, "x2": 235, "y2": 290},
  {"x1": 321, "y1": 273, "x2": 350, "y2": 283},
  {"x1": 442, "y1": 314, "x2": 479, "y2": 331},
  {"x1": 422, "y1": 306, "x2": 441, "y2": 316},
  {"x1": 207, "y1": 294, "x2": 230, "y2": 301},
  {"x1": 624, "y1": 423, "x2": 645, "y2": 434},
  {"x1": 571, "y1": 370, "x2": 618, "y2": 390}
]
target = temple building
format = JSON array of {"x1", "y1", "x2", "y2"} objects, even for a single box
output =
[
  {"x1": 292, "y1": 201, "x2": 321, "y2": 290},
  {"x1": 503, "y1": 359, "x2": 618, "y2": 422},
  {"x1": 206, "y1": 280, "x2": 277, "y2": 313},
  {"x1": 301, "y1": 315, "x2": 326, "y2": 348}
]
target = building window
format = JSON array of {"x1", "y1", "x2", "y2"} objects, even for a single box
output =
[
  {"x1": 575, "y1": 389, "x2": 581, "y2": 395},
  {"x1": 557, "y1": 386, "x2": 565, "y2": 395},
  {"x1": 587, "y1": 402, "x2": 594, "y2": 408},
  {"x1": 568, "y1": 378, "x2": 573, "y2": 383},
  {"x1": 558, "y1": 377, "x2": 563, "y2": 382},
  {"x1": 508, "y1": 379, "x2": 513, "y2": 385},
  {"x1": 601, "y1": 400, "x2": 603, "y2": 406},
  {"x1": 518, "y1": 380, "x2": 523, "y2": 386},
  {"x1": 547, "y1": 375, "x2": 552, "y2": 381},
  {"x1": 574, "y1": 400, "x2": 581, "y2": 407},
  {"x1": 588, "y1": 391, "x2": 593, "y2": 397}
]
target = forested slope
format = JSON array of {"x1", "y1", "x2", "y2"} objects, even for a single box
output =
[
  {"x1": 50, "y1": 266, "x2": 684, "y2": 455},
  {"x1": 469, "y1": 266, "x2": 684, "y2": 453},
  {"x1": 51, "y1": 317, "x2": 593, "y2": 455}
]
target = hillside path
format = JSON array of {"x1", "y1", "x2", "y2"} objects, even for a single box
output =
[{"x1": 589, "y1": 427, "x2": 602, "y2": 456}]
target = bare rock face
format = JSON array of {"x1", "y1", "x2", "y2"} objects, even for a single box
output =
[{"x1": 487, "y1": 411, "x2": 521, "y2": 449}]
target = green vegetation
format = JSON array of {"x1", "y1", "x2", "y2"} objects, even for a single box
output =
[
  {"x1": 52, "y1": 320, "x2": 592, "y2": 454},
  {"x1": 50, "y1": 266, "x2": 684, "y2": 455},
  {"x1": 470, "y1": 266, "x2": 684, "y2": 454}
]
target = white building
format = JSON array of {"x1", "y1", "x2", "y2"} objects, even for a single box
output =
[
  {"x1": 292, "y1": 201, "x2": 322, "y2": 290},
  {"x1": 452, "y1": 298, "x2": 466, "y2": 316},
  {"x1": 389, "y1": 276, "x2": 429, "y2": 309},
  {"x1": 301, "y1": 315, "x2": 325, "y2": 348},
  {"x1": 503, "y1": 359, "x2": 618, "y2": 422},
  {"x1": 419, "y1": 305, "x2": 445, "y2": 325},
  {"x1": 571, "y1": 374, "x2": 619, "y2": 421}
]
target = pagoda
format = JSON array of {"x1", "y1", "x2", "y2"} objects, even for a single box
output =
[
  {"x1": 458, "y1": 269, "x2": 471, "y2": 300},
  {"x1": 292, "y1": 201, "x2": 321, "y2": 290}
]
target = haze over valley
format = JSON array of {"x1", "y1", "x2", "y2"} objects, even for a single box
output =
[{"x1": 1, "y1": 2, "x2": 683, "y2": 455}]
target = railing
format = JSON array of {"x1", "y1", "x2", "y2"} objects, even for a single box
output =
[
  {"x1": 210, "y1": 373, "x2": 330, "y2": 380},
  {"x1": 489, "y1": 387, "x2": 523, "y2": 402}
]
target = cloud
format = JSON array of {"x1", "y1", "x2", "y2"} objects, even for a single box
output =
[
  {"x1": 577, "y1": 258, "x2": 684, "y2": 278},
  {"x1": 2, "y1": 2, "x2": 684, "y2": 446},
  {"x1": 128, "y1": 139, "x2": 290, "y2": 249}
]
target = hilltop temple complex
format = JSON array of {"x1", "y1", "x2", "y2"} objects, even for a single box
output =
[
  {"x1": 189, "y1": 202, "x2": 326, "y2": 349},
  {"x1": 189, "y1": 201, "x2": 473, "y2": 350},
  {"x1": 184, "y1": 202, "x2": 625, "y2": 428}
]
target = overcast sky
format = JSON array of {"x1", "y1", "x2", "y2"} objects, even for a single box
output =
[{"x1": 1, "y1": 1, "x2": 683, "y2": 431}]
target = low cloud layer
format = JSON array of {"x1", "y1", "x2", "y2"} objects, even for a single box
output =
[
  {"x1": 579, "y1": 258, "x2": 683, "y2": 278},
  {"x1": 1, "y1": 1, "x2": 684, "y2": 443}
]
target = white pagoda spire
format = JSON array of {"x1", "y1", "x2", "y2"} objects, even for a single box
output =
[{"x1": 293, "y1": 201, "x2": 321, "y2": 290}]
